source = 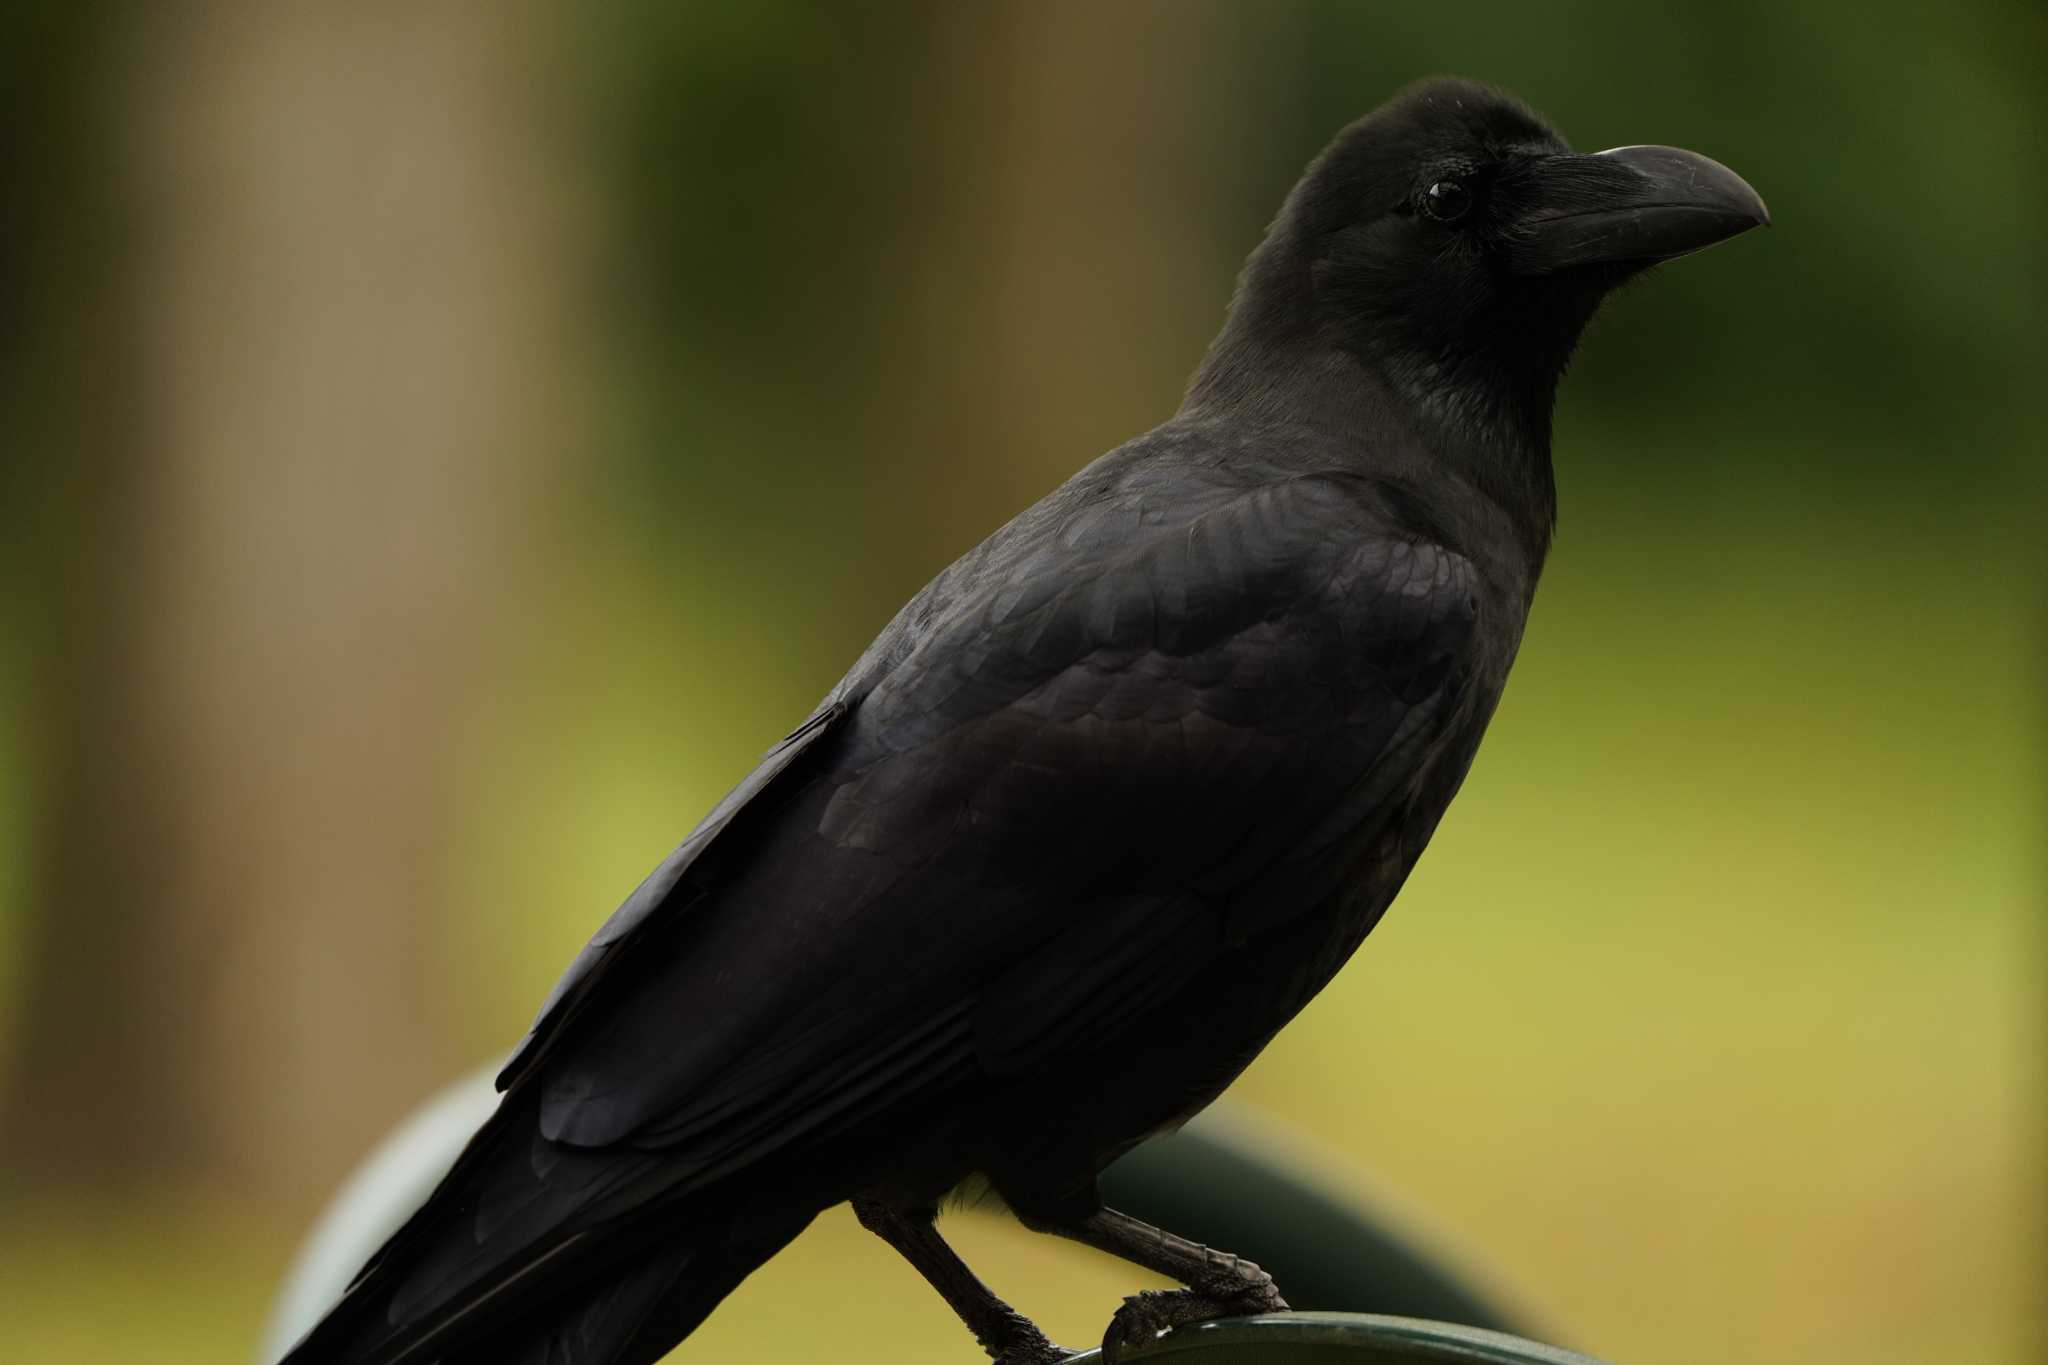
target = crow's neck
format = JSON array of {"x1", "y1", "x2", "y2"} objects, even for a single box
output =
[{"x1": 1182, "y1": 241, "x2": 1559, "y2": 570}]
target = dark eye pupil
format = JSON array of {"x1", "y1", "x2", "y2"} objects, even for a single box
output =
[{"x1": 1424, "y1": 180, "x2": 1471, "y2": 222}]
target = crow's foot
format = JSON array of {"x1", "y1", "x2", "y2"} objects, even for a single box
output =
[
  {"x1": 978, "y1": 1310, "x2": 1074, "y2": 1365},
  {"x1": 987, "y1": 1328, "x2": 1074, "y2": 1365},
  {"x1": 1099, "y1": 1285, "x2": 1289, "y2": 1362}
]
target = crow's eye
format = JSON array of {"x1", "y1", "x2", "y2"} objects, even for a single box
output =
[{"x1": 1421, "y1": 179, "x2": 1472, "y2": 224}]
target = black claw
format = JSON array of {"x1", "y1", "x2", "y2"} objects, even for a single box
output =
[
  {"x1": 991, "y1": 1345, "x2": 1074, "y2": 1365},
  {"x1": 1100, "y1": 1288, "x2": 1289, "y2": 1362},
  {"x1": 986, "y1": 1322, "x2": 1075, "y2": 1365}
]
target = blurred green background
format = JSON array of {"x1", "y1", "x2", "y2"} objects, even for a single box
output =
[{"x1": 1, "y1": 3, "x2": 2040, "y2": 1363}]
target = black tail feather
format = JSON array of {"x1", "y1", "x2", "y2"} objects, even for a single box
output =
[
  {"x1": 274, "y1": 1075, "x2": 818, "y2": 1365},
  {"x1": 447, "y1": 1207, "x2": 814, "y2": 1365}
]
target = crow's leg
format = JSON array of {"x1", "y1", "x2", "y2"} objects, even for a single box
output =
[
  {"x1": 1014, "y1": 1200, "x2": 1287, "y2": 1362},
  {"x1": 851, "y1": 1197, "x2": 1071, "y2": 1365}
]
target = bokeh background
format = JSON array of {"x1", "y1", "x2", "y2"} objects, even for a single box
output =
[{"x1": 1, "y1": 3, "x2": 2040, "y2": 1363}]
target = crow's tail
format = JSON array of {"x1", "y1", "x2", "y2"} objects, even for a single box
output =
[
  {"x1": 438, "y1": 1217, "x2": 807, "y2": 1365},
  {"x1": 274, "y1": 1087, "x2": 816, "y2": 1365}
]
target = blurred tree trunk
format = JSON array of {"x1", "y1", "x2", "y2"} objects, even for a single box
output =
[
  {"x1": 0, "y1": 3, "x2": 559, "y2": 1204},
  {"x1": 890, "y1": 0, "x2": 1310, "y2": 551}
]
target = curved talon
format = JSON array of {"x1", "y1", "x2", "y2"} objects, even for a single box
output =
[
  {"x1": 1100, "y1": 1287, "x2": 1291, "y2": 1363},
  {"x1": 992, "y1": 1340, "x2": 1075, "y2": 1365},
  {"x1": 980, "y1": 1310, "x2": 1075, "y2": 1364}
]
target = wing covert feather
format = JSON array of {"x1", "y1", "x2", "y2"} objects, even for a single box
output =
[{"x1": 529, "y1": 473, "x2": 1481, "y2": 1162}]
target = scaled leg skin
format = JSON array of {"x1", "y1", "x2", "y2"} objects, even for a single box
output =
[
  {"x1": 852, "y1": 1197, "x2": 1072, "y2": 1365},
  {"x1": 1017, "y1": 1199, "x2": 1288, "y2": 1363}
]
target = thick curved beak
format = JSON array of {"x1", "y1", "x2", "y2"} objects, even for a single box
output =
[{"x1": 1510, "y1": 144, "x2": 1770, "y2": 276}]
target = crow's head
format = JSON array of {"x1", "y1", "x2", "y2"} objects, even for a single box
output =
[{"x1": 1197, "y1": 77, "x2": 1768, "y2": 471}]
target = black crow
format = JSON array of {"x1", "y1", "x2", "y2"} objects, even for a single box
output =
[{"x1": 280, "y1": 77, "x2": 1766, "y2": 1365}]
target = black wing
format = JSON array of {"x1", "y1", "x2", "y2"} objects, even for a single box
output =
[
  {"x1": 497, "y1": 699, "x2": 850, "y2": 1090},
  {"x1": 533, "y1": 469, "x2": 1481, "y2": 1154}
]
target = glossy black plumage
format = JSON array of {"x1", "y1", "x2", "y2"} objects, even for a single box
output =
[{"x1": 279, "y1": 77, "x2": 1765, "y2": 1365}]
